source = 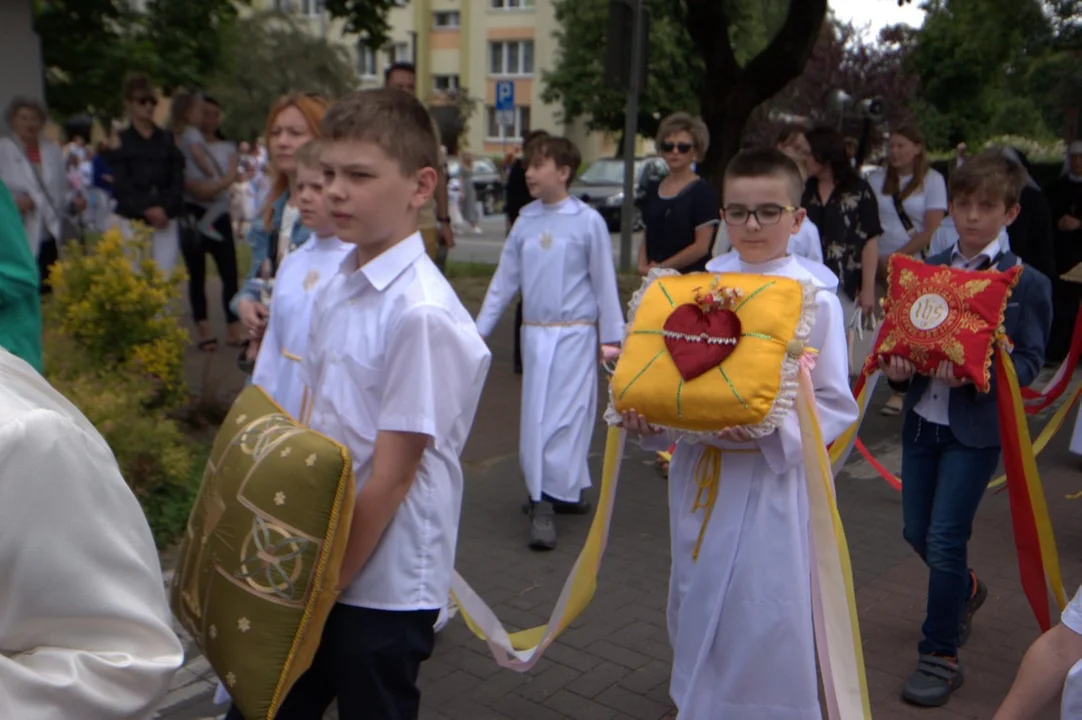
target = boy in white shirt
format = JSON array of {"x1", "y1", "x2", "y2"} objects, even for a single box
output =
[
  {"x1": 475, "y1": 136, "x2": 624, "y2": 550},
  {"x1": 224, "y1": 89, "x2": 491, "y2": 719},
  {"x1": 622, "y1": 149, "x2": 858, "y2": 719},
  {"x1": 252, "y1": 139, "x2": 350, "y2": 419}
]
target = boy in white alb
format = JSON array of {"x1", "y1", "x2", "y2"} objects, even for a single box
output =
[
  {"x1": 224, "y1": 90, "x2": 490, "y2": 720},
  {"x1": 623, "y1": 149, "x2": 858, "y2": 719},
  {"x1": 475, "y1": 136, "x2": 624, "y2": 551},
  {"x1": 252, "y1": 140, "x2": 350, "y2": 418}
]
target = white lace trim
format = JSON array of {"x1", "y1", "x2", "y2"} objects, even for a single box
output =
[{"x1": 604, "y1": 269, "x2": 818, "y2": 442}]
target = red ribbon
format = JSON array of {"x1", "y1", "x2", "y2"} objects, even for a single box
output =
[{"x1": 1020, "y1": 303, "x2": 1082, "y2": 412}]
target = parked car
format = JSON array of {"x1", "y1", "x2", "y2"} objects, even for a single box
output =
[
  {"x1": 447, "y1": 156, "x2": 503, "y2": 215},
  {"x1": 570, "y1": 157, "x2": 668, "y2": 231}
]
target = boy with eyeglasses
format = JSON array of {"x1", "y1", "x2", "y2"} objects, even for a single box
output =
[{"x1": 621, "y1": 148, "x2": 858, "y2": 719}]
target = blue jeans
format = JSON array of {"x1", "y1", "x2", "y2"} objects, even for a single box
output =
[{"x1": 900, "y1": 411, "x2": 1000, "y2": 657}]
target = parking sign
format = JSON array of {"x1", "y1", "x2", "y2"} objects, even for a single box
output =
[{"x1": 495, "y1": 80, "x2": 515, "y2": 111}]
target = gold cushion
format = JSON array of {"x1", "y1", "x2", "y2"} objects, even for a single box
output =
[
  {"x1": 609, "y1": 271, "x2": 813, "y2": 435},
  {"x1": 171, "y1": 386, "x2": 353, "y2": 718}
]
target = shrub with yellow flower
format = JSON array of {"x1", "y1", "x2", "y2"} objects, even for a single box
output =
[{"x1": 44, "y1": 225, "x2": 198, "y2": 545}]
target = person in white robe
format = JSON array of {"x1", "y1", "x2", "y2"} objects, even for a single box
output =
[
  {"x1": 0, "y1": 348, "x2": 183, "y2": 719},
  {"x1": 624, "y1": 149, "x2": 859, "y2": 719},
  {"x1": 475, "y1": 137, "x2": 624, "y2": 550},
  {"x1": 252, "y1": 231, "x2": 350, "y2": 418}
]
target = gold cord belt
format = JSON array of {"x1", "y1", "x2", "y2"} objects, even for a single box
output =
[
  {"x1": 691, "y1": 445, "x2": 759, "y2": 561},
  {"x1": 280, "y1": 349, "x2": 302, "y2": 362}
]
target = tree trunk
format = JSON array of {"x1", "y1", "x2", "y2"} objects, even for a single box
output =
[{"x1": 685, "y1": 0, "x2": 828, "y2": 202}]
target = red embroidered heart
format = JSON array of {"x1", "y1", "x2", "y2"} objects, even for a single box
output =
[{"x1": 662, "y1": 304, "x2": 742, "y2": 381}]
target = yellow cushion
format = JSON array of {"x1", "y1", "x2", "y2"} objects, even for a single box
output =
[
  {"x1": 610, "y1": 271, "x2": 813, "y2": 435},
  {"x1": 171, "y1": 386, "x2": 354, "y2": 719}
]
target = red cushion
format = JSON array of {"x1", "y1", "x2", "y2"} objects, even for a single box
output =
[{"x1": 865, "y1": 254, "x2": 1022, "y2": 392}]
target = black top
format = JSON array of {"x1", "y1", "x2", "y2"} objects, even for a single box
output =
[
  {"x1": 802, "y1": 174, "x2": 883, "y2": 301},
  {"x1": 640, "y1": 178, "x2": 720, "y2": 274},
  {"x1": 1050, "y1": 176, "x2": 1082, "y2": 274},
  {"x1": 1006, "y1": 184, "x2": 1057, "y2": 279},
  {"x1": 109, "y1": 125, "x2": 185, "y2": 220},
  {"x1": 504, "y1": 159, "x2": 532, "y2": 225}
]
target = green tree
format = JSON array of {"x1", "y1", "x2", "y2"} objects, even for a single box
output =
[
  {"x1": 322, "y1": 0, "x2": 400, "y2": 48},
  {"x1": 34, "y1": 0, "x2": 244, "y2": 122},
  {"x1": 206, "y1": 12, "x2": 359, "y2": 142},
  {"x1": 540, "y1": 0, "x2": 703, "y2": 146}
]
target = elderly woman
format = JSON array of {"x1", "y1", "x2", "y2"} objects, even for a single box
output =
[{"x1": 0, "y1": 97, "x2": 84, "y2": 290}]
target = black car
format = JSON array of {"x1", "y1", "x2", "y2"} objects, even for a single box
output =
[
  {"x1": 447, "y1": 156, "x2": 503, "y2": 215},
  {"x1": 570, "y1": 156, "x2": 668, "y2": 231}
]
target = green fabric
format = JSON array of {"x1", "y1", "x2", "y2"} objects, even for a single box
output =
[
  {"x1": 171, "y1": 386, "x2": 353, "y2": 719},
  {"x1": 0, "y1": 183, "x2": 42, "y2": 372}
]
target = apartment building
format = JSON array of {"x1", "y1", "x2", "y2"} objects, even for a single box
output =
[
  {"x1": 261, "y1": 0, "x2": 613, "y2": 160},
  {"x1": 0, "y1": 1, "x2": 44, "y2": 135}
]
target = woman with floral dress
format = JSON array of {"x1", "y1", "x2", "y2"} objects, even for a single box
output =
[{"x1": 802, "y1": 126, "x2": 882, "y2": 377}]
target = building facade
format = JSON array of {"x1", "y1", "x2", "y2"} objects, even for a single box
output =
[
  {"x1": 0, "y1": 1, "x2": 44, "y2": 135},
  {"x1": 259, "y1": 0, "x2": 614, "y2": 161}
]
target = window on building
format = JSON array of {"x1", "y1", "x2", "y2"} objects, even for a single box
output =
[
  {"x1": 489, "y1": 40, "x2": 534, "y2": 76},
  {"x1": 388, "y1": 42, "x2": 411, "y2": 65},
  {"x1": 485, "y1": 105, "x2": 531, "y2": 141},
  {"x1": 273, "y1": 0, "x2": 294, "y2": 10},
  {"x1": 491, "y1": 0, "x2": 534, "y2": 9},
  {"x1": 300, "y1": 0, "x2": 323, "y2": 16},
  {"x1": 357, "y1": 42, "x2": 377, "y2": 78},
  {"x1": 433, "y1": 74, "x2": 460, "y2": 93},
  {"x1": 433, "y1": 11, "x2": 460, "y2": 28}
]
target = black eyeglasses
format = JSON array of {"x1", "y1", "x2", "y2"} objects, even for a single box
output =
[
  {"x1": 723, "y1": 204, "x2": 797, "y2": 226},
  {"x1": 659, "y1": 141, "x2": 693, "y2": 154},
  {"x1": 132, "y1": 96, "x2": 157, "y2": 107}
]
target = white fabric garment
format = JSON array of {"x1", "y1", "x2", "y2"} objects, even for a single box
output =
[
  {"x1": 253, "y1": 233, "x2": 351, "y2": 419},
  {"x1": 714, "y1": 219, "x2": 824, "y2": 263},
  {"x1": 303, "y1": 233, "x2": 491, "y2": 610},
  {"x1": 648, "y1": 253, "x2": 858, "y2": 720},
  {"x1": 277, "y1": 203, "x2": 301, "y2": 266},
  {"x1": 0, "y1": 136, "x2": 69, "y2": 256},
  {"x1": 913, "y1": 239, "x2": 1002, "y2": 426},
  {"x1": 113, "y1": 216, "x2": 180, "y2": 275},
  {"x1": 1069, "y1": 409, "x2": 1082, "y2": 456},
  {"x1": 0, "y1": 349, "x2": 184, "y2": 719},
  {"x1": 475, "y1": 196, "x2": 624, "y2": 502},
  {"x1": 866, "y1": 167, "x2": 948, "y2": 256},
  {"x1": 929, "y1": 216, "x2": 1011, "y2": 257},
  {"x1": 1061, "y1": 585, "x2": 1082, "y2": 718}
]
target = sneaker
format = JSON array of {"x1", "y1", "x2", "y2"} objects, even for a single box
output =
[
  {"x1": 520, "y1": 497, "x2": 592, "y2": 515},
  {"x1": 958, "y1": 575, "x2": 988, "y2": 648},
  {"x1": 529, "y1": 501, "x2": 557, "y2": 550},
  {"x1": 901, "y1": 654, "x2": 964, "y2": 707}
]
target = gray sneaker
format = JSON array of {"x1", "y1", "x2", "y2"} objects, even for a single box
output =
[{"x1": 529, "y1": 501, "x2": 557, "y2": 550}]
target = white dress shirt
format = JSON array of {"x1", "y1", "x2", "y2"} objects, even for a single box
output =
[
  {"x1": 866, "y1": 167, "x2": 948, "y2": 256},
  {"x1": 1061, "y1": 586, "x2": 1082, "y2": 718},
  {"x1": 913, "y1": 239, "x2": 1002, "y2": 425},
  {"x1": 303, "y1": 233, "x2": 491, "y2": 610}
]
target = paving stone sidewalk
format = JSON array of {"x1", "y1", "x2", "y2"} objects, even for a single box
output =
[{"x1": 156, "y1": 276, "x2": 1080, "y2": 719}]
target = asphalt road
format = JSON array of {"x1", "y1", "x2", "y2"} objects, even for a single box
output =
[{"x1": 448, "y1": 215, "x2": 644, "y2": 269}]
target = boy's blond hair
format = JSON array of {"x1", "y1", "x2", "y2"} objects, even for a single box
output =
[
  {"x1": 295, "y1": 139, "x2": 323, "y2": 171},
  {"x1": 320, "y1": 88, "x2": 438, "y2": 176}
]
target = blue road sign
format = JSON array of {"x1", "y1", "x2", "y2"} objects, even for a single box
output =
[{"x1": 495, "y1": 80, "x2": 515, "y2": 111}]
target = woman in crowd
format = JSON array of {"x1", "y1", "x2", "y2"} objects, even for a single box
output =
[
  {"x1": 231, "y1": 93, "x2": 329, "y2": 372},
  {"x1": 637, "y1": 112, "x2": 720, "y2": 276},
  {"x1": 1002, "y1": 147, "x2": 1056, "y2": 281},
  {"x1": 867, "y1": 125, "x2": 947, "y2": 414},
  {"x1": 0, "y1": 97, "x2": 84, "y2": 290},
  {"x1": 179, "y1": 94, "x2": 243, "y2": 352},
  {"x1": 1053, "y1": 141, "x2": 1082, "y2": 368},
  {"x1": 109, "y1": 73, "x2": 185, "y2": 274},
  {"x1": 802, "y1": 126, "x2": 881, "y2": 376}
]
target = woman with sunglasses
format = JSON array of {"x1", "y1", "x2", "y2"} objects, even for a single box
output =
[
  {"x1": 109, "y1": 73, "x2": 185, "y2": 274},
  {"x1": 637, "y1": 112, "x2": 720, "y2": 276}
]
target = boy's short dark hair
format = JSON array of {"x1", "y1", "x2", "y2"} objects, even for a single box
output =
[
  {"x1": 295, "y1": 139, "x2": 323, "y2": 171},
  {"x1": 526, "y1": 136, "x2": 581, "y2": 188},
  {"x1": 724, "y1": 148, "x2": 804, "y2": 206},
  {"x1": 950, "y1": 150, "x2": 1024, "y2": 207},
  {"x1": 320, "y1": 88, "x2": 438, "y2": 176},
  {"x1": 122, "y1": 72, "x2": 154, "y2": 100},
  {"x1": 384, "y1": 62, "x2": 416, "y2": 82}
]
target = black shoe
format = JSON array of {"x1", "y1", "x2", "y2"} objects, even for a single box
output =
[
  {"x1": 529, "y1": 501, "x2": 557, "y2": 550},
  {"x1": 901, "y1": 654, "x2": 964, "y2": 707},
  {"x1": 958, "y1": 577, "x2": 988, "y2": 648},
  {"x1": 521, "y1": 497, "x2": 592, "y2": 515}
]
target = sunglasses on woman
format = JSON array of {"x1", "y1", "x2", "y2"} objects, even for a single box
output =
[
  {"x1": 131, "y1": 95, "x2": 158, "y2": 107},
  {"x1": 660, "y1": 141, "x2": 693, "y2": 154}
]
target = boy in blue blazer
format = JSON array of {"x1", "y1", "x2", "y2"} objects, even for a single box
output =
[{"x1": 882, "y1": 152, "x2": 1053, "y2": 708}]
